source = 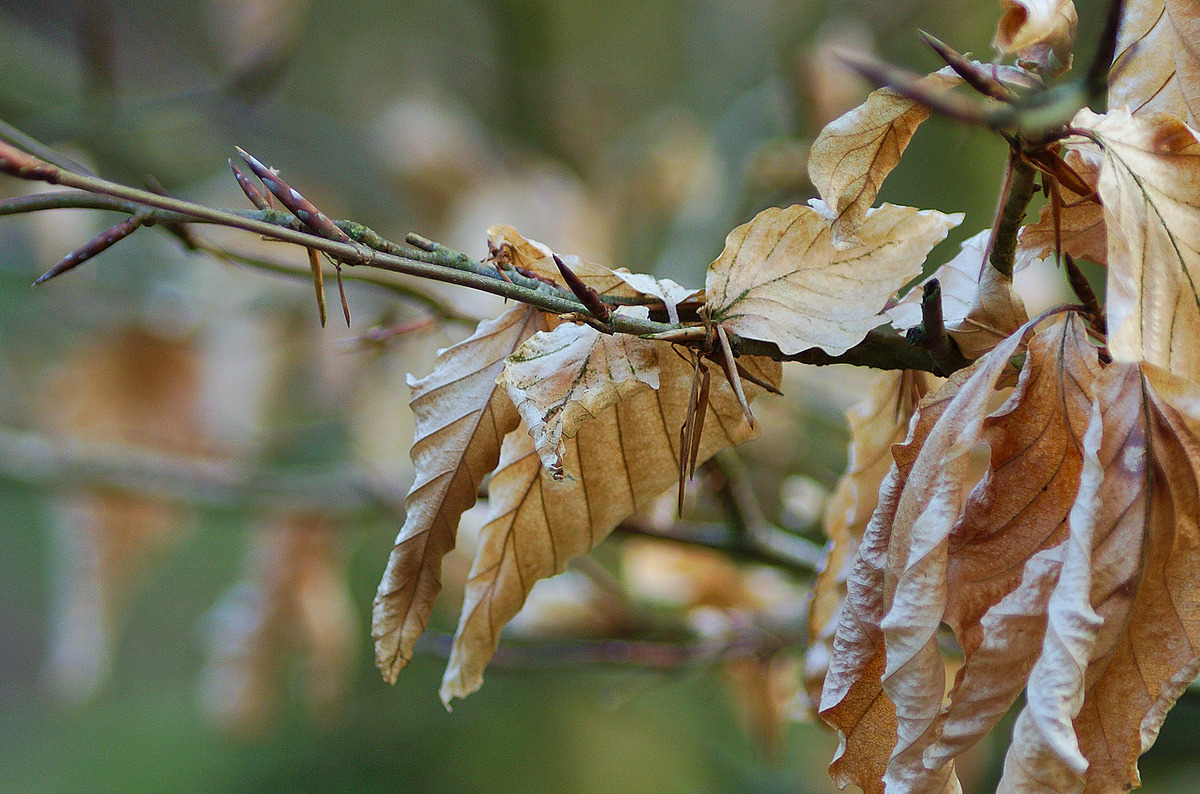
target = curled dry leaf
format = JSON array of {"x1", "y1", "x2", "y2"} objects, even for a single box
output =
[
  {"x1": 487, "y1": 223, "x2": 639, "y2": 298},
  {"x1": 1001, "y1": 363, "x2": 1200, "y2": 792},
  {"x1": 373, "y1": 305, "x2": 545, "y2": 682},
  {"x1": 993, "y1": 0, "x2": 1078, "y2": 76},
  {"x1": 440, "y1": 349, "x2": 781, "y2": 705},
  {"x1": 888, "y1": 230, "x2": 1029, "y2": 360},
  {"x1": 706, "y1": 202, "x2": 960, "y2": 356},
  {"x1": 1078, "y1": 108, "x2": 1200, "y2": 384},
  {"x1": 1016, "y1": 144, "x2": 1106, "y2": 268},
  {"x1": 499, "y1": 321, "x2": 660, "y2": 479},
  {"x1": 805, "y1": 369, "x2": 930, "y2": 710},
  {"x1": 820, "y1": 322, "x2": 1029, "y2": 792},
  {"x1": 1110, "y1": 0, "x2": 1200, "y2": 125},
  {"x1": 925, "y1": 314, "x2": 1101, "y2": 770}
]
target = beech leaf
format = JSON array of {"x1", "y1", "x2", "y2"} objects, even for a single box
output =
[
  {"x1": 805, "y1": 369, "x2": 930, "y2": 709},
  {"x1": 888, "y1": 230, "x2": 1029, "y2": 359},
  {"x1": 993, "y1": 0, "x2": 1077, "y2": 76},
  {"x1": 1110, "y1": 0, "x2": 1200, "y2": 125},
  {"x1": 499, "y1": 321, "x2": 660, "y2": 479},
  {"x1": 1016, "y1": 144, "x2": 1105, "y2": 268},
  {"x1": 1080, "y1": 108, "x2": 1200, "y2": 384},
  {"x1": 440, "y1": 349, "x2": 780, "y2": 705},
  {"x1": 372, "y1": 305, "x2": 545, "y2": 682},
  {"x1": 1001, "y1": 363, "x2": 1200, "y2": 792},
  {"x1": 706, "y1": 202, "x2": 960, "y2": 355}
]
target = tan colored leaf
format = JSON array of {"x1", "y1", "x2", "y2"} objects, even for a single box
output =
[
  {"x1": 805, "y1": 369, "x2": 930, "y2": 709},
  {"x1": 486, "y1": 223, "x2": 638, "y2": 298},
  {"x1": 372, "y1": 305, "x2": 545, "y2": 682},
  {"x1": 1016, "y1": 144, "x2": 1106, "y2": 268},
  {"x1": 993, "y1": 0, "x2": 1077, "y2": 76},
  {"x1": 499, "y1": 321, "x2": 660, "y2": 479},
  {"x1": 1078, "y1": 108, "x2": 1200, "y2": 384},
  {"x1": 200, "y1": 514, "x2": 356, "y2": 732},
  {"x1": 808, "y1": 70, "x2": 962, "y2": 247},
  {"x1": 706, "y1": 202, "x2": 960, "y2": 355},
  {"x1": 877, "y1": 325, "x2": 1030, "y2": 792},
  {"x1": 1110, "y1": 0, "x2": 1200, "y2": 126},
  {"x1": 440, "y1": 349, "x2": 780, "y2": 705},
  {"x1": 820, "y1": 362, "x2": 982, "y2": 793},
  {"x1": 1001, "y1": 362, "x2": 1200, "y2": 792},
  {"x1": 888, "y1": 230, "x2": 1029, "y2": 359},
  {"x1": 922, "y1": 314, "x2": 1101, "y2": 768}
]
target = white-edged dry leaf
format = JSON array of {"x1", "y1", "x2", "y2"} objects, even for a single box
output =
[
  {"x1": 1000, "y1": 363, "x2": 1200, "y2": 792},
  {"x1": 372, "y1": 305, "x2": 545, "y2": 682},
  {"x1": 1078, "y1": 108, "x2": 1200, "y2": 384},
  {"x1": 875, "y1": 324, "x2": 1030, "y2": 792},
  {"x1": 993, "y1": 0, "x2": 1077, "y2": 76},
  {"x1": 888, "y1": 230, "x2": 1029, "y2": 359},
  {"x1": 609, "y1": 270, "x2": 701, "y2": 324},
  {"x1": 1110, "y1": 0, "x2": 1200, "y2": 126},
  {"x1": 820, "y1": 362, "x2": 980, "y2": 793},
  {"x1": 499, "y1": 321, "x2": 660, "y2": 479},
  {"x1": 440, "y1": 348, "x2": 781, "y2": 705},
  {"x1": 808, "y1": 70, "x2": 962, "y2": 247},
  {"x1": 921, "y1": 315, "x2": 1101, "y2": 768},
  {"x1": 706, "y1": 202, "x2": 960, "y2": 356},
  {"x1": 805, "y1": 369, "x2": 930, "y2": 709},
  {"x1": 1016, "y1": 143, "x2": 1106, "y2": 268}
]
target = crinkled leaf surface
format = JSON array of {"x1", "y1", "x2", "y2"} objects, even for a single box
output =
[
  {"x1": 924, "y1": 315, "x2": 1101, "y2": 769},
  {"x1": 441, "y1": 349, "x2": 781, "y2": 705},
  {"x1": 706, "y1": 202, "x2": 959, "y2": 355},
  {"x1": 373, "y1": 306, "x2": 545, "y2": 681},
  {"x1": 499, "y1": 321, "x2": 660, "y2": 479},
  {"x1": 819, "y1": 360, "x2": 985, "y2": 793},
  {"x1": 1001, "y1": 363, "x2": 1200, "y2": 792},
  {"x1": 888, "y1": 230, "x2": 1029, "y2": 360},
  {"x1": 805, "y1": 370, "x2": 929, "y2": 709},
  {"x1": 1110, "y1": 0, "x2": 1200, "y2": 125},
  {"x1": 1080, "y1": 108, "x2": 1200, "y2": 384},
  {"x1": 993, "y1": 0, "x2": 1077, "y2": 76}
]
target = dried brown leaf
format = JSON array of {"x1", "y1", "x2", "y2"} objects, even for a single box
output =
[
  {"x1": 993, "y1": 0, "x2": 1077, "y2": 76},
  {"x1": 440, "y1": 349, "x2": 780, "y2": 705},
  {"x1": 499, "y1": 322, "x2": 660, "y2": 479},
  {"x1": 1110, "y1": 0, "x2": 1200, "y2": 125},
  {"x1": 706, "y1": 202, "x2": 959, "y2": 355},
  {"x1": 922, "y1": 314, "x2": 1101, "y2": 768},
  {"x1": 805, "y1": 369, "x2": 930, "y2": 709},
  {"x1": 888, "y1": 230, "x2": 1029, "y2": 359},
  {"x1": 372, "y1": 305, "x2": 546, "y2": 682},
  {"x1": 1079, "y1": 108, "x2": 1200, "y2": 384},
  {"x1": 1001, "y1": 363, "x2": 1200, "y2": 792}
]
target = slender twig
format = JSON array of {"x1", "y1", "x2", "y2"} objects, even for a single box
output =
[{"x1": 989, "y1": 152, "x2": 1038, "y2": 280}]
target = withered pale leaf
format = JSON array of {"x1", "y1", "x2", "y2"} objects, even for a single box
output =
[
  {"x1": 805, "y1": 370, "x2": 930, "y2": 709},
  {"x1": 706, "y1": 202, "x2": 959, "y2": 355},
  {"x1": 888, "y1": 230, "x2": 1029, "y2": 360},
  {"x1": 820, "y1": 363, "x2": 979, "y2": 793},
  {"x1": 1001, "y1": 363, "x2": 1200, "y2": 792},
  {"x1": 1079, "y1": 108, "x2": 1200, "y2": 384},
  {"x1": 372, "y1": 305, "x2": 545, "y2": 682},
  {"x1": 499, "y1": 321, "x2": 660, "y2": 479},
  {"x1": 808, "y1": 70, "x2": 962, "y2": 247},
  {"x1": 1016, "y1": 143, "x2": 1106, "y2": 268},
  {"x1": 877, "y1": 324, "x2": 1029, "y2": 792},
  {"x1": 487, "y1": 223, "x2": 639, "y2": 298},
  {"x1": 923, "y1": 315, "x2": 1100, "y2": 768},
  {"x1": 440, "y1": 349, "x2": 780, "y2": 705},
  {"x1": 993, "y1": 0, "x2": 1077, "y2": 76},
  {"x1": 1110, "y1": 0, "x2": 1200, "y2": 125}
]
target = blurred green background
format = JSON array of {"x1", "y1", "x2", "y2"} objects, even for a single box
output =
[{"x1": 2, "y1": 0, "x2": 1199, "y2": 792}]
